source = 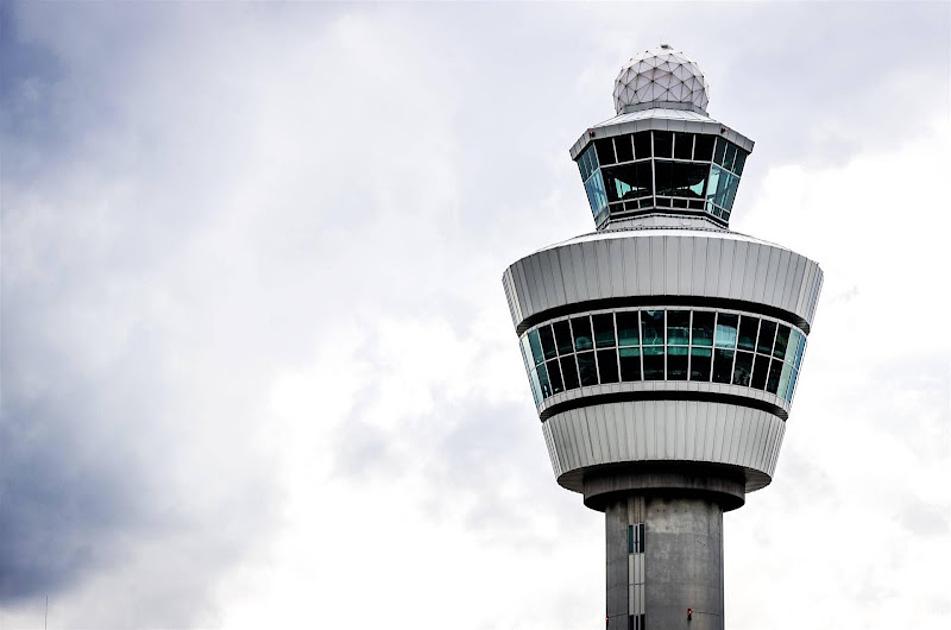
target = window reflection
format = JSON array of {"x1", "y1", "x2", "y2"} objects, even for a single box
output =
[
  {"x1": 521, "y1": 308, "x2": 806, "y2": 406},
  {"x1": 576, "y1": 132, "x2": 748, "y2": 225}
]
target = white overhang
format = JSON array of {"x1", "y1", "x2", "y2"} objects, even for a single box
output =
[{"x1": 569, "y1": 108, "x2": 755, "y2": 160}]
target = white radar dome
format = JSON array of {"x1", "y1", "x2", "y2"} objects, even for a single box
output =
[{"x1": 613, "y1": 45, "x2": 710, "y2": 114}]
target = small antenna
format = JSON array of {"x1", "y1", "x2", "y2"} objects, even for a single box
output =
[{"x1": 44, "y1": 595, "x2": 48, "y2": 630}]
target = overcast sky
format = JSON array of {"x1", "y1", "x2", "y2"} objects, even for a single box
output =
[{"x1": 1, "y1": 2, "x2": 949, "y2": 629}]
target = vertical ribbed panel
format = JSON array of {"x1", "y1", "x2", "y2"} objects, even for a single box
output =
[
  {"x1": 544, "y1": 402, "x2": 784, "y2": 491},
  {"x1": 501, "y1": 232, "x2": 823, "y2": 332}
]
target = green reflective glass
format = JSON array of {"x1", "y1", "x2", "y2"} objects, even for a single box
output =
[
  {"x1": 597, "y1": 349, "x2": 620, "y2": 384},
  {"x1": 643, "y1": 346, "x2": 664, "y2": 380},
  {"x1": 691, "y1": 311, "x2": 714, "y2": 346},
  {"x1": 528, "y1": 365, "x2": 542, "y2": 405},
  {"x1": 737, "y1": 316, "x2": 758, "y2": 351},
  {"x1": 641, "y1": 310, "x2": 665, "y2": 345},
  {"x1": 528, "y1": 329, "x2": 545, "y2": 365},
  {"x1": 619, "y1": 347, "x2": 642, "y2": 381},
  {"x1": 778, "y1": 360, "x2": 793, "y2": 400},
  {"x1": 714, "y1": 313, "x2": 738, "y2": 348},
  {"x1": 786, "y1": 368, "x2": 799, "y2": 401},
  {"x1": 667, "y1": 310, "x2": 690, "y2": 345},
  {"x1": 593, "y1": 313, "x2": 616, "y2": 348}
]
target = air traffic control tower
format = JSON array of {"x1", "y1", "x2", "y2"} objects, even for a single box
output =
[{"x1": 502, "y1": 46, "x2": 822, "y2": 630}]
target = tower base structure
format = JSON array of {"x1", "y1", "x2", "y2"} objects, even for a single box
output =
[{"x1": 597, "y1": 466, "x2": 744, "y2": 630}]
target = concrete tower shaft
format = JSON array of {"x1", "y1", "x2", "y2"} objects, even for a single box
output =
[{"x1": 502, "y1": 46, "x2": 822, "y2": 630}]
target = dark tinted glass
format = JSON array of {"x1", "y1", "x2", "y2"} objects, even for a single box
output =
[
  {"x1": 643, "y1": 346, "x2": 664, "y2": 380},
  {"x1": 614, "y1": 135, "x2": 634, "y2": 163},
  {"x1": 653, "y1": 131, "x2": 672, "y2": 157},
  {"x1": 641, "y1": 310, "x2": 665, "y2": 345},
  {"x1": 597, "y1": 350, "x2": 620, "y2": 384},
  {"x1": 757, "y1": 320, "x2": 776, "y2": 354},
  {"x1": 713, "y1": 137, "x2": 727, "y2": 165},
  {"x1": 593, "y1": 313, "x2": 616, "y2": 347},
  {"x1": 655, "y1": 161, "x2": 708, "y2": 199},
  {"x1": 595, "y1": 138, "x2": 616, "y2": 165},
  {"x1": 633, "y1": 132, "x2": 651, "y2": 159},
  {"x1": 560, "y1": 355, "x2": 580, "y2": 389},
  {"x1": 667, "y1": 310, "x2": 690, "y2": 345},
  {"x1": 617, "y1": 311, "x2": 640, "y2": 346},
  {"x1": 667, "y1": 346, "x2": 688, "y2": 380},
  {"x1": 674, "y1": 132, "x2": 694, "y2": 159},
  {"x1": 577, "y1": 351, "x2": 597, "y2": 386},
  {"x1": 553, "y1": 320, "x2": 573, "y2": 355},
  {"x1": 691, "y1": 311, "x2": 714, "y2": 346},
  {"x1": 537, "y1": 363, "x2": 552, "y2": 398},
  {"x1": 766, "y1": 359, "x2": 783, "y2": 394},
  {"x1": 604, "y1": 163, "x2": 653, "y2": 202},
  {"x1": 571, "y1": 316, "x2": 593, "y2": 351},
  {"x1": 690, "y1": 347, "x2": 712, "y2": 381},
  {"x1": 737, "y1": 316, "x2": 758, "y2": 351},
  {"x1": 715, "y1": 313, "x2": 739, "y2": 348},
  {"x1": 750, "y1": 354, "x2": 769, "y2": 389},
  {"x1": 733, "y1": 150, "x2": 747, "y2": 176},
  {"x1": 619, "y1": 347, "x2": 642, "y2": 381},
  {"x1": 724, "y1": 143, "x2": 739, "y2": 172},
  {"x1": 547, "y1": 359, "x2": 564, "y2": 393},
  {"x1": 679, "y1": 163, "x2": 709, "y2": 198},
  {"x1": 773, "y1": 325, "x2": 790, "y2": 358},
  {"x1": 693, "y1": 135, "x2": 715, "y2": 161},
  {"x1": 732, "y1": 351, "x2": 754, "y2": 386},
  {"x1": 539, "y1": 326, "x2": 558, "y2": 360},
  {"x1": 712, "y1": 349, "x2": 734, "y2": 383}
]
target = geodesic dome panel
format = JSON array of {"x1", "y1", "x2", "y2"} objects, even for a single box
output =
[{"x1": 613, "y1": 46, "x2": 710, "y2": 114}]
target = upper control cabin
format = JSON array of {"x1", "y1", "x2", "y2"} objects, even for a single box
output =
[{"x1": 570, "y1": 45, "x2": 754, "y2": 230}]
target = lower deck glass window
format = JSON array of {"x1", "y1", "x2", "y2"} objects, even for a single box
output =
[{"x1": 520, "y1": 308, "x2": 807, "y2": 407}]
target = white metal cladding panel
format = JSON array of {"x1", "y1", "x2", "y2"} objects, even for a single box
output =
[
  {"x1": 503, "y1": 233, "x2": 823, "y2": 328},
  {"x1": 544, "y1": 401, "x2": 786, "y2": 481}
]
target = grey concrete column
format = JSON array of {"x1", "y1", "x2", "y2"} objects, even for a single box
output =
[{"x1": 604, "y1": 495, "x2": 725, "y2": 630}]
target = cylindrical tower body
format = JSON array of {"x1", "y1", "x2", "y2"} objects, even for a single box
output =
[{"x1": 502, "y1": 46, "x2": 822, "y2": 629}]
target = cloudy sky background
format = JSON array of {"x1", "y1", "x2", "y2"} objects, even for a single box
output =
[{"x1": 1, "y1": 2, "x2": 949, "y2": 628}]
